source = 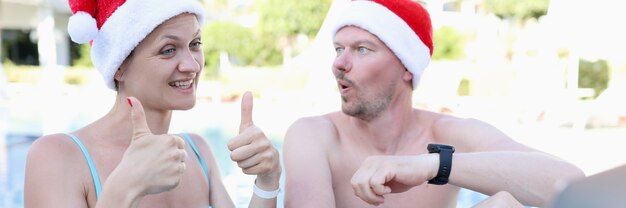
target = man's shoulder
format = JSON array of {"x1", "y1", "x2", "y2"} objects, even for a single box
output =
[
  {"x1": 289, "y1": 112, "x2": 339, "y2": 131},
  {"x1": 426, "y1": 111, "x2": 479, "y2": 131},
  {"x1": 285, "y1": 112, "x2": 341, "y2": 143}
]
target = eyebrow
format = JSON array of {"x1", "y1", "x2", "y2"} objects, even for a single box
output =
[
  {"x1": 334, "y1": 39, "x2": 377, "y2": 47},
  {"x1": 159, "y1": 29, "x2": 202, "y2": 41}
]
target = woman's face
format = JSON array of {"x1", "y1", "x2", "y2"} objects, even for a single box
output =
[{"x1": 117, "y1": 13, "x2": 204, "y2": 111}]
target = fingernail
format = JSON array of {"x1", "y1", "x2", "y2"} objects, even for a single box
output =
[{"x1": 127, "y1": 98, "x2": 133, "y2": 107}]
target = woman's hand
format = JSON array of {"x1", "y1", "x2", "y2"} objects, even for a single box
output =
[{"x1": 114, "y1": 97, "x2": 188, "y2": 196}]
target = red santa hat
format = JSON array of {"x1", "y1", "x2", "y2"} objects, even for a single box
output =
[
  {"x1": 331, "y1": 0, "x2": 433, "y2": 89},
  {"x1": 67, "y1": 0, "x2": 205, "y2": 90}
]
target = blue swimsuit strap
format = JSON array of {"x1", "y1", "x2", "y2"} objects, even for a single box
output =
[
  {"x1": 180, "y1": 133, "x2": 210, "y2": 186},
  {"x1": 68, "y1": 134, "x2": 103, "y2": 200},
  {"x1": 180, "y1": 133, "x2": 214, "y2": 208},
  {"x1": 68, "y1": 133, "x2": 210, "y2": 202}
]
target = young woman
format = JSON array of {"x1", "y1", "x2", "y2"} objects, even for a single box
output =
[{"x1": 24, "y1": 0, "x2": 280, "y2": 207}]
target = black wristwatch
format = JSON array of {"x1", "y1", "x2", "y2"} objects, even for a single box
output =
[{"x1": 427, "y1": 144, "x2": 455, "y2": 185}]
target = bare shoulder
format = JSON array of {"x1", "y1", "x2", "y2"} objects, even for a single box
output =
[
  {"x1": 28, "y1": 133, "x2": 83, "y2": 161},
  {"x1": 284, "y1": 113, "x2": 338, "y2": 145},
  {"x1": 283, "y1": 112, "x2": 340, "y2": 162},
  {"x1": 26, "y1": 133, "x2": 86, "y2": 174},
  {"x1": 429, "y1": 113, "x2": 522, "y2": 152},
  {"x1": 283, "y1": 113, "x2": 338, "y2": 207},
  {"x1": 288, "y1": 113, "x2": 336, "y2": 131},
  {"x1": 25, "y1": 133, "x2": 87, "y2": 206},
  {"x1": 431, "y1": 113, "x2": 485, "y2": 131}
]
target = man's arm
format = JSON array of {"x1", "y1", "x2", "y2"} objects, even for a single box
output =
[
  {"x1": 434, "y1": 117, "x2": 585, "y2": 207},
  {"x1": 283, "y1": 117, "x2": 337, "y2": 208}
]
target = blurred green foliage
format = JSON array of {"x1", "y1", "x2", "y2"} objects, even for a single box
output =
[
  {"x1": 257, "y1": 0, "x2": 331, "y2": 38},
  {"x1": 457, "y1": 78, "x2": 472, "y2": 96},
  {"x1": 3, "y1": 60, "x2": 93, "y2": 85},
  {"x1": 202, "y1": 22, "x2": 281, "y2": 77},
  {"x1": 432, "y1": 26, "x2": 465, "y2": 60},
  {"x1": 64, "y1": 68, "x2": 93, "y2": 85},
  {"x1": 256, "y1": 0, "x2": 331, "y2": 58},
  {"x1": 482, "y1": 0, "x2": 550, "y2": 21},
  {"x1": 71, "y1": 43, "x2": 93, "y2": 67},
  {"x1": 578, "y1": 59, "x2": 609, "y2": 98},
  {"x1": 2, "y1": 60, "x2": 41, "y2": 84}
]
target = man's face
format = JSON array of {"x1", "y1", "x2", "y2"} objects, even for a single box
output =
[{"x1": 332, "y1": 26, "x2": 408, "y2": 121}]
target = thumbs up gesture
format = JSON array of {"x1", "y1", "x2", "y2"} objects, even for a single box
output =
[
  {"x1": 115, "y1": 97, "x2": 188, "y2": 196},
  {"x1": 228, "y1": 92, "x2": 281, "y2": 187}
]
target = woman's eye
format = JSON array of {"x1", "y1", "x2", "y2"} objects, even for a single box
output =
[
  {"x1": 191, "y1": 41, "x2": 202, "y2": 48},
  {"x1": 161, "y1": 48, "x2": 176, "y2": 56}
]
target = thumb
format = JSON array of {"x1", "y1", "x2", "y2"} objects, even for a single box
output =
[
  {"x1": 127, "y1": 97, "x2": 151, "y2": 137},
  {"x1": 239, "y1": 91, "x2": 254, "y2": 134}
]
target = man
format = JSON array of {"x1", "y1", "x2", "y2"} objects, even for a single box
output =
[{"x1": 283, "y1": 0, "x2": 584, "y2": 207}]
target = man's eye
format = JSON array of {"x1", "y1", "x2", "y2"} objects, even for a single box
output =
[
  {"x1": 358, "y1": 47, "x2": 369, "y2": 54},
  {"x1": 335, "y1": 47, "x2": 345, "y2": 55}
]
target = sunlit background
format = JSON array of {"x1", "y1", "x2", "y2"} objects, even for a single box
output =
[{"x1": 1, "y1": 0, "x2": 626, "y2": 207}]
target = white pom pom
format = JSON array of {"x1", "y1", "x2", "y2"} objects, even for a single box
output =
[{"x1": 67, "y1": 11, "x2": 98, "y2": 44}]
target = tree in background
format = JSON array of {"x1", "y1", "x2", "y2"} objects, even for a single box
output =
[
  {"x1": 578, "y1": 59, "x2": 609, "y2": 98},
  {"x1": 71, "y1": 43, "x2": 92, "y2": 67},
  {"x1": 256, "y1": 0, "x2": 332, "y2": 61},
  {"x1": 201, "y1": 0, "x2": 331, "y2": 77},
  {"x1": 482, "y1": 0, "x2": 550, "y2": 21},
  {"x1": 202, "y1": 22, "x2": 281, "y2": 77},
  {"x1": 432, "y1": 26, "x2": 466, "y2": 61}
]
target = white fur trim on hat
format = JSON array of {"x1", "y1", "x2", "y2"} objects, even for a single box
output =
[
  {"x1": 331, "y1": 1, "x2": 431, "y2": 89},
  {"x1": 91, "y1": 0, "x2": 205, "y2": 90}
]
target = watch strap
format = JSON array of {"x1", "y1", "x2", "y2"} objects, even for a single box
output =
[{"x1": 428, "y1": 145, "x2": 454, "y2": 185}]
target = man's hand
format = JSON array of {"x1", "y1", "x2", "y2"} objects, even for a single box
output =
[
  {"x1": 228, "y1": 92, "x2": 281, "y2": 188},
  {"x1": 351, "y1": 154, "x2": 439, "y2": 205}
]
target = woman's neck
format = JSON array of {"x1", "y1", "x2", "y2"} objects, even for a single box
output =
[{"x1": 96, "y1": 96, "x2": 173, "y2": 140}]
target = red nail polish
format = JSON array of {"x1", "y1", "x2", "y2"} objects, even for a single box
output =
[{"x1": 127, "y1": 98, "x2": 133, "y2": 107}]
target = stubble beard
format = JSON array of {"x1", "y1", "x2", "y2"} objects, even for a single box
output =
[{"x1": 341, "y1": 83, "x2": 394, "y2": 122}]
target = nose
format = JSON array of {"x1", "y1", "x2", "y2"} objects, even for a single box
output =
[
  {"x1": 332, "y1": 49, "x2": 352, "y2": 73},
  {"x1": 177, "y1": 49, "x2": 202, "y2": 74}
]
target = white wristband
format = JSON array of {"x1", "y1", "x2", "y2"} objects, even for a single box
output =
[{"x1": 253, "y1": 183, "x2": 280, "y2": 199}]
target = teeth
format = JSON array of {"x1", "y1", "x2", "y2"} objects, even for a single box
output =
[{"x1": 170, "y1": 79, "x2": 193, "y2": 89}]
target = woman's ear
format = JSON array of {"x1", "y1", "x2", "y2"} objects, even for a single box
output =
[
  {"x1": 115, "y1": 59, "x2": 131, "y2": 82},
  {"x1": 114, "y1": 69, "x2": 125, "y2": 82}
]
